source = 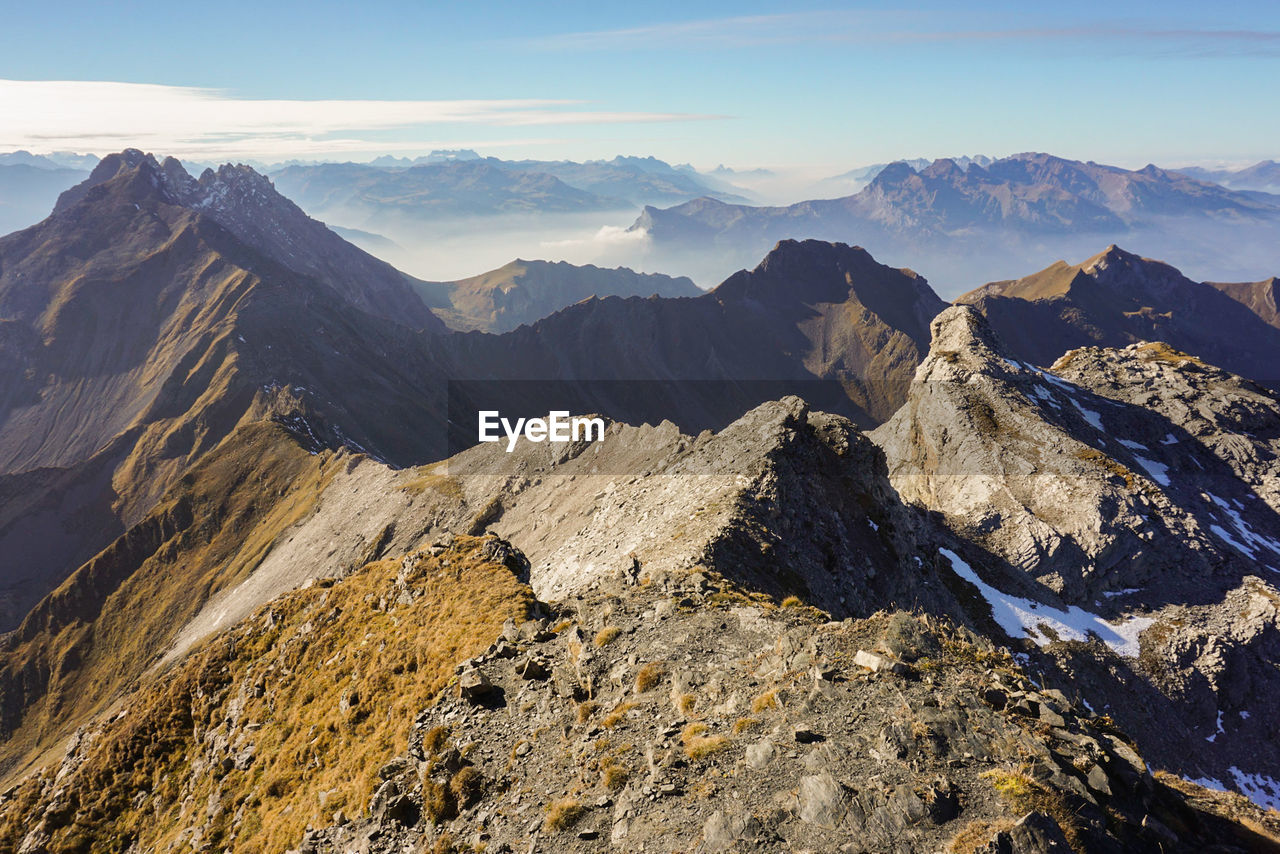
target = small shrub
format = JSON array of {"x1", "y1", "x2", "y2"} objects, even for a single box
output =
[
  {"x1": 449, "y1": 766, "x2": 485, "y2": 809},
  {"x1": 594, "y1": 627, "x2": 621, "y2": 647},
  {"x1": 544, "y1": 798, "x2": 584, "y2": 832},
  {"x1": 675, "y1": 693, "x2": 696, "y2": 715},
  {"x1": 423, "y1": 779, "x2": 458, "y2": 824},
  {"x1": 422, "y1": 725, "x2": 451, "y2": 755},
  {"x1": 751, "y1": 689, "x2": 780, "y2": 714},
  {"x1": 602, "y1": 703, "x2": 637, "y2": 729},
  {"x1": 635, "y1": 662, "x2": 664, "y2": 693},
  {"x1": 733, "y1": 717, "x2": 760, "y2": 734},
  {"x1": 946, "y1": 818, "x2": 1016, "y2": 854},
  {"x1": 781, "y1": 595, "x2": 802, "y2": 608},
  {"x1": 601, "y1": 760, "x2": 629, "y2": 791},
  {"x1": 575, "y1": 701, "x2": 598, "y2": 724},
  {"x1": 681, "y1": 723, "x2": 729, "y2": 760}
]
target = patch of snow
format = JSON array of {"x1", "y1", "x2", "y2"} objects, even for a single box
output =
[
  {"x1": 1069, "y1": 398, "x2": 1104, "y2": 430},
  {"x1": 1118, "y1": 439, "x2": 1147, "y2": 451},
  {"x1": 868, "y1": 518, "x2": 879, "y2": 532},
  {"x1": 940, "y1": 549, "x2": 1153, "y2": 657},
  {"x1": 1183, "y1": 775, "x2": 1227, "y2": 792},
  {"x1": 1241, "y1": 710, "x2": 1251, "y2": 720},
  {"x1": 1228, "y1": 767, "x2": 1280, "y2": 812},
  {"x1": 1206, "y1": 711, "x2": 1225, "y2": 743},
  {"x1": 1161, "y1": 433, "x2": 1178, "y2": 445},
  {"x1": 1132, "y1": 455, "x2": 1171, "y2": 487},
  {"x1": 1207, "y1": 493, "x2": 1280, "y2": 559},
  {"x1": 1029, "y1": 384, "x2": 1061, "y2": 409},
  {"x1": 1103, "y1": 588, "x2": 1143, "y2": 598}
]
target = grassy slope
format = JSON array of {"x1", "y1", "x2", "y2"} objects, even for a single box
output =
[{"x1": 0, "y1": 535, "x2": 534, "y2": 853}]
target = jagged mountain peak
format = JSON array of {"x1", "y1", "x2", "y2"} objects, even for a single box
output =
[
  {"x1": 920, "y1": 304, "x2": 1006, "y2": 367},
  {"x1": 46, "y1": 149, "x2": 443, "y2": 330}
]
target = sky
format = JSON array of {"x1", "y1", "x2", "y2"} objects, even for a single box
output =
[{"x1": 2, "y1": 0, "x2": 1278, "y2": 172}]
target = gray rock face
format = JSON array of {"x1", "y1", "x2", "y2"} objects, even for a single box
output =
[{"x1": 871, "y1": 304, "x2": 1280, "y2": 806}]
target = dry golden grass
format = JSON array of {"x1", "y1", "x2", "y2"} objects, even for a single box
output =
[
  {"x1": 751, "y1": 688, "x2": 781, "y2": 714},
  {"x1": 0, "y1": 422, "x2": 336, "y2": 788},
  {"x1": 675, "y1": 692, "x2": 697, "y2": 715},
  {"x1": 575, "y1": 701, "x2": 598, "y2": 724},
  {"x1": 544, "y1": 798, "x2": 585, "y2": 832},
  {"x1": 635, "y1": 662, "x2": 665, "y2": 692},
  {"x1": 681, "y1": 723, "x2": 730, "y2": 760},
  {"x1": 982, "y1": 768, "x2": 1083, "y2": 850},
  {"x1": 733, "y1": 717, "x2": 761, "y2": 734},
  {"x1": 594, "y1": 626, "x2": 621, "y2": 647},
  {"x1": 423, "y1": 725, "x2": 452, "y2": 755},
  {"x1": 602, "y1": 702, "x2": 637, "y2": 729},
  {"x1": 401, "y1": 469, "x2": 464, "y2": 500},
  {"x1": 0, "y1": 534, "x2": 535, "y2": 854},
  {"x1": 601, "y1": 759, "x2": 629, "y2": 791},
  {"x1": 946, "y1": 818, "x2": 1017, "y2": 853},
  {"x1": 780, "y1": 595, "x2": 802, "y2": 608}
]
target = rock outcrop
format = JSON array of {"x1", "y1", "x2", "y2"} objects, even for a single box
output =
[{"x1": 873, "y1": 305, "x2": 1280, "y2": 805}]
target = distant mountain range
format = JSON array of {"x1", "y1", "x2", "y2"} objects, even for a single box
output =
[
  {"x1": 0, "y1": 150, "x2": 100, "y2": 171},
  {"x1": 415, "y1": 258, "x2": 702, "y2": 333},
  {"x1": 1176, "y1": 160, "x2": 1280, "y2": 194},
  {"x1": 632, "y1": 152, "x2": 1280, "y2": 293},
  {"x1": 268, "y1": 155, "x2": 749, "y2": 234},
  {"x1": 815, "y1": 155, "x2": 995, "y2": 196}
]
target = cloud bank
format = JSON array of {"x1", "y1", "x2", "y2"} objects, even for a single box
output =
[{"x1": 0, "y1": 79, "x2": 720, "y2": 159}]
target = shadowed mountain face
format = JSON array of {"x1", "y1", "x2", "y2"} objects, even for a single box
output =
[
  {"x1": 434, "y1": 239, "x2": 948, "y2": 433},
  {"x1": 0, "y1": 151, "x2": 451, "y2": 628},
  {"x1": 415, "y1": 258, "x2": 702, "y2": 333},
  {"x1": 959, "y1": 245, "x2": 1280, "y2": 387},
  {"x1": 632, "y1": 152, "x2": 1280, "y2": 292}
]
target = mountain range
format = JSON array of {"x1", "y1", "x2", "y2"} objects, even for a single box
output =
[
  {"x1": 268, "y1": 155, "x2": 748, "y2": 236},
  {"x1": 632, "y1": 152, "x2": 1280, "y2": 293},
  {"x1": 1, "y1": 152, "x2": 1280, "y2": 850},
  {"x1": 1176, "y1": 160, "x2": 1280, "y2": 194}
]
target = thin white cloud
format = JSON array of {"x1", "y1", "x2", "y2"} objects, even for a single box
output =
[
  {"x1": 530, "y1": 11, "x2": 1280, "y2": 56},
  {"x1": 0, "y1": 79, "x2": 721, "y2": 159}
]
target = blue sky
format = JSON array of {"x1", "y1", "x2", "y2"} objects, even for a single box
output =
[{"x1": 2, "y1": 1, "x2": 1278, "y2": 170}]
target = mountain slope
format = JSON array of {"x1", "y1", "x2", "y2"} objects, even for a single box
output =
[
  {"x1": 0, "y1": 151, "x2": 451, "y2": 629},
  {"x1": 872, "y1": 306, "x2": 1280, "y2": 801},
  {"x1": 436, "y1": 239, "x2": 948, "y2": 429},
  {"x1": 3, "y1": 406, "x2": 1279, "y2": 852},
  {"x1": 416, "y1": 258, "x2": 702, "y2": 332},
  {"x1": 958, "y1": 245, "x2": 1280, "y2": 386}
]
